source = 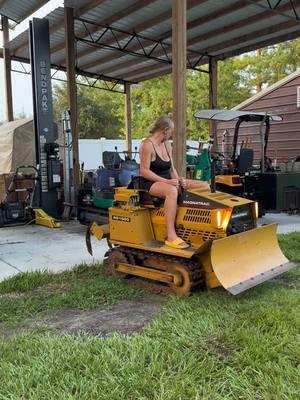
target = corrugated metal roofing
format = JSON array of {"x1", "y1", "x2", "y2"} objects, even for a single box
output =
[
  {"x1": 3, "y1": 0, "x2": 300, "y2": 83},
  {"x1": 0, "y1": 0, "x2": 49, "y2": 24}
]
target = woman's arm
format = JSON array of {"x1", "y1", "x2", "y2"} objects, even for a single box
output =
[
  {"x1": 165, "y1": 141, "x2": 209, "y2": 190},
  {"x1": 165, "y1": 141, "x2": 180, "y2": 179}
]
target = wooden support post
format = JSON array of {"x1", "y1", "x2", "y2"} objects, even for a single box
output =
[
  {"x1": 2, "y1": 16, "x2": 13, "y2": 121},
  {"x1": 172, "y1": 0, "x2": 187, "y2": 177},
  {"x1": 209, "y1": 57, "x2": 218, "y2": 151},
  {"x1": 125, "y1": 82, "x2": 132, "y2": 154},
  {"x1": 64, "y1": 6, "x2": 79, "y2": 194}
]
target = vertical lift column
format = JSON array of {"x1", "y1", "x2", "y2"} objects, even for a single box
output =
[{"x1": 29, "y1": 18, "x2": 61, "y2": 227}]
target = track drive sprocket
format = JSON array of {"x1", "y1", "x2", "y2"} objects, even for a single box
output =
[{"x1": 105, "y1": 248, "x2": 135, "y2": 278}]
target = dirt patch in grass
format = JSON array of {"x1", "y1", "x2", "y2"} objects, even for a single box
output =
[
  {"x1": 204, "y1": 337, "x2": 233, "y2": 361},
  {"x1": 0, "y1": 282, "x2": 71, "y2": 299},
  {"x1": 23, "y1": 296, "x2": 163, "y2": 337}
]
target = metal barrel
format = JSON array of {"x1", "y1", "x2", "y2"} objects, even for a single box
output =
[{"x1": 210, "y1": 223, "x2": 296, "y2": 295}]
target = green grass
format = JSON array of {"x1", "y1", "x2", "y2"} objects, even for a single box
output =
[
  {"x1": 0, "y1": 264, "x2": 148, "y2": 326},
  {"x1": 0, "y1": 232, "x2": 299, "y2": 399}
]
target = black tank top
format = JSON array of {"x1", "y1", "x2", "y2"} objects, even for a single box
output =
[{"x1": 148, "y1": 140, "x2": 171, "y2": 179}]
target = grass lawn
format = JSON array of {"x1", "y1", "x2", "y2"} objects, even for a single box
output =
[{"x1": 0, "y1": 232, "x2": 299, "y2": 400}]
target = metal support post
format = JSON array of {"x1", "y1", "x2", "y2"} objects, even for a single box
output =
[
  {"x1": 61, "y1": 110, "x2": 74, "y2": 205},
  {"x1": 2, "y1": 15, "x2": 13, "y2": 121},
  {"x1": 209, "y1": 57, "x2": 218, "y2": 151},
  {"x1": 172, "y1": 0, "x2": 187, "y2": 177},
  {"x1": 64, "y1": 6, "x2": 79, "y2": 196},
  {"x1": 125, "y1": 82, "x2": 132, "y2": 153}
]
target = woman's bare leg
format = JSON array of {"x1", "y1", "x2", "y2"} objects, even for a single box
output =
[{"x1": 149, "y1": 182, "x2": 179, "y2": 242}]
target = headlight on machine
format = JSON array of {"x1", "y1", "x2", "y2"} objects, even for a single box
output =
[
  {"x1": 211, "y1": 210, "x2": 221, "y2": 229},
  {"x1": 217, "y1": 210, "x2": 221, "y2": 228},
  {"x1": 211, "y1": 209, "x2": 232, "y2": 230}
]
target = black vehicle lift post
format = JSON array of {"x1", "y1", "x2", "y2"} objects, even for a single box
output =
[{"x1": 29, "y1": 18, "x2": 61, "y2": 222}]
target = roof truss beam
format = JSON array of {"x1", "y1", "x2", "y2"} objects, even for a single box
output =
[
  {"x1": 68, "y1": 0, "x2": 207, "y2": 70},
  {"x1": 158, "y1": 0, "x2": 249, "y2": 41},
  {"x1": 75, "y1": 17, "x2": 209, "y2": 73},
  {"x1": 9, "y1": 60, "x2": 128, "y2": 93},
  {"x1": 52, "y1": 0, "x2": 157, "y2": 61},
  {"x1": 4, "y1": 0, "x2": 300, "y2": 85},
  {"x1": 99, "y1": 0, "x2": 298, "y2": 78},
  {"x1": 79, "y1": 0, "x2": 243, "y2": 72},
  {"x1": 13, "y1": 0, "x2": 108, "y2": 56},
  {"x1": 245, "y1": 0, "x2": 300, "y2": 21},
  {"x1": 62, "y1": 9, "x2": 172, "y2": 66},
  {"x1": 118, "y1": 55, "x2": 210, "y2": 81},
  {"x1": 216, "y1": 27, "x2": 300, "y2": 59},
  {"x1": 202, "y1": 19, "x2": 300, "y2": 55},
  {"x1": 188, "y1": 0, "x2": 300, "y2": 46},
  {"x1": 103, "y1": 12, "x2": 300, "y2": 82}
]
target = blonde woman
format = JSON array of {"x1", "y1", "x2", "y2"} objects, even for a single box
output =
[{"x1": 139, "y1": 115, "x2": 209, "y2": 249}]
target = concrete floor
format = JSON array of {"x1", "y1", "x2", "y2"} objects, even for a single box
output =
[
  {"x1": 260, "y1": 213, "x2": 300, "y2": 234},
  {"x1": 0, "y1": 221, "x2": 109, "y2": 282},
  {"x1": 0, "y1": 214, "x2": 299, "y2": 282}
]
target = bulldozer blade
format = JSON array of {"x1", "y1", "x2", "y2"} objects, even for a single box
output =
[{"x1": 210, "y1": 224, "x2": 296, "y2": 295}]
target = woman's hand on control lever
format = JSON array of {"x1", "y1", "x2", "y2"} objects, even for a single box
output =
[
  {"x1": 168, "y1": 178, "x2": 180, "y2": 188},
  {"x1": 179, "y1": 178, "x2": 187, "y2": 190}
]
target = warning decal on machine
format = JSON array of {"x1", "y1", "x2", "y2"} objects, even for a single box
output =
[{"x1": 112, "y1": 215, "x2": 131, "y2": 222}]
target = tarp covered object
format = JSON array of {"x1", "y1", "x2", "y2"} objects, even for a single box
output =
[{"x1": 0, "y1": 118, "x2": 36, "y2": 173}]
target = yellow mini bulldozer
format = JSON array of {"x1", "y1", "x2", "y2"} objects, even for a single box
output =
[{"x1": 86, "y1": 181, "x2": 295, "y2": 295}]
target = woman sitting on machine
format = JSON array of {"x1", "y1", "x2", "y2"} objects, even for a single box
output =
[{"x1": 139, "y1": 115, "x2": 210, "y2": 249}]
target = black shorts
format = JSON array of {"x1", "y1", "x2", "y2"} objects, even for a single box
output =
[
  {"x1": 127, "y1": 176, "x2": 155, "y2": 191},
  {"x1": 137, "y1": 177, "x2": 154, "y2": 191}
]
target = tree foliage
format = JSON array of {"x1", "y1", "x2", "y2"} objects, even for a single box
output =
[
  {"x1": 240, "y1": 40, "x2": 300, "y2": 91},
  {"x1": 53, "y1": 82, "x2": 124, "y2": 139},
  {"x1": 130, "y1": 57, "x2": 254, "y2": 140},
  {"x1": 131, "y1": 76, "x2": 173, "y2": 138}
]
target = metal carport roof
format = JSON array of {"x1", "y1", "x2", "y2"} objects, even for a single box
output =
[
  {"x1": 2, "y1": 0, "x2": 300, "y2": 84},
  {"x1": 0, "y1": 0, "x2": 49, "y2": 25}
]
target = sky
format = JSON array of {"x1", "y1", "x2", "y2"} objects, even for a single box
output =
[{"x1": 0, "y1": 0, "x2": 63, "y2": 121}]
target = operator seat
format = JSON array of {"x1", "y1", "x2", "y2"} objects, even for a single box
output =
[
  {"x1": 127, "y1": 176, "x2": 164, "y2": 207},
  {"x1": 237, "y1": 148, "x2": 254, "y2": 174},
  {"x1": 102, "y1": 151, "x2": 122, "y2": 169}
]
